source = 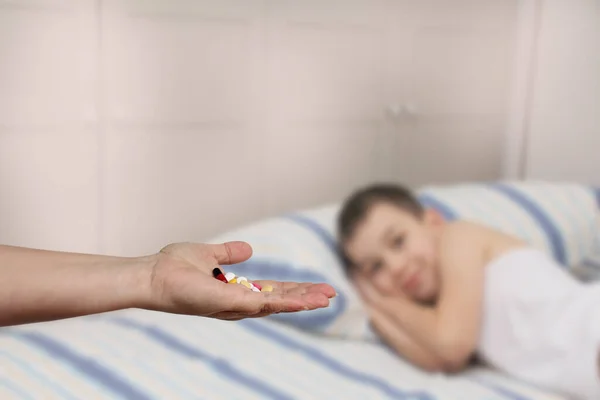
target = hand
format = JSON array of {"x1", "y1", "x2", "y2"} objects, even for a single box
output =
[
  {"x1": 355, "y1": 278, "x2": 384, "y2": 308},
  {"x1": 355, "y1": 279, "x2": 385, "y2": 322},
  {"x1": 355, "y1": 279, "x2": 411, "y2": 319},
  {"x1": 146, "y1": 241, "x2": 337, "y2": 320},
  {"x1": 356, "y1": 278, "x2": 411, "y2": 305}
]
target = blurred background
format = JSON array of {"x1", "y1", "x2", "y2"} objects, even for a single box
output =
[{"x1": 0, "y1": 0, "x2": 598, "y2": 257}]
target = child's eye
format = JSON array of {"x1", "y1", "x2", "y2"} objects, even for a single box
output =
[
  {"x1": 392, "y1": 235, "x2": 405, "y2": 248},
  {"x1": 370, "y1": 261, "x2": 382, "y2": 273}
]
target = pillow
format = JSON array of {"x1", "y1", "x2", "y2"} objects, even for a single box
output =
[
  {"x1": 208, "y1": 211, "x2": 376, "y2": 340},
  {"x1": 417, "y1": 181, "x2": 600, "y2": 268},
  {"x1": 207, "y1": 181, "x2": 600, "y2": 339},
  {"x1": 573, "y1": 186, "x2": 600, "y2": 278}
]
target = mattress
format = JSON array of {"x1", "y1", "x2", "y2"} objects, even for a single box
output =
[{"x1": 0, "y1": 309, "x2": 567, "y2": 400}]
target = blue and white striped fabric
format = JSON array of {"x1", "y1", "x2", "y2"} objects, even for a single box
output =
[
  {"x1": 0, "y1": 309, "x2": 569, "y2": 400},
  {"x1": 416, "y1": 181, "x2": 600, "y2": 268},
  {"x1": 208, "y1": 181, "x2": 600, "y2": 339},
  {"x1": 208, "y1": 212, "x2": 373, "y2": 340},
  {"x1": 1, "y1": 181, "x2": 594, "y2": 400}
]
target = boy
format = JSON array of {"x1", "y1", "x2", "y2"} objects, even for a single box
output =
[{"x1": 337, "y1": 183, "x2": 600, "y2": 399}]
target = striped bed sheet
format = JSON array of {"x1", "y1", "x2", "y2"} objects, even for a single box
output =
[
  {"x1": 0, "y1": 309, "x2": 567, "y2": 400},
  {"x1": 1, "y1": 182, "x2": 595, "y2": 399}
]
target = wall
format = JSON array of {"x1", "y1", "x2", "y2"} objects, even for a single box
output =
[
  {"x1": 0, "y1": 0, "x2": 517, "y2": 256},
  {"x1": 505, "y1": 0, "x2": 600, "y2": 184}
]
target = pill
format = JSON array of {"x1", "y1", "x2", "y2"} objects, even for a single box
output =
[
  {"x1": 228, "y1": 278, "x2": 237, "y2": 284},
  {"x1": 262, "y1": 285, "x2": 273, "y2": 292},
  {"x1": 224, "y1": 272, "x2": 236, "y2": 282},
  {"x1": 237, "y1": 276, "x2": 247, "y2": 283},
  {"x1": 251, "y1": 286, "x2": 260, "y2": 292},
  {"x1": 212, "y1": 268, "x2": 227, "y2": 283},
  {"x1": 252, "y1": 282, "x2": 262, "y2": 290},
  {"x1": 240, "y1": 280, "x2": 252, "y2": 289}
]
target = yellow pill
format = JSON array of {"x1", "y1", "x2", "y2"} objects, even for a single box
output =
[
  {"x1": 262, "y1": 285, "x2": 273, "y2": 292},
  {"x1": 228, "y1": 278, "x2": 237, "y2": 284},
  {"x1": 240, "y1": 280, "x2": 252, "y2": 289}
]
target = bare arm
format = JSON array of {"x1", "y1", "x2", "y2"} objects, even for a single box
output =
[
  {"x1": 375, "y1": 224, "x2": 486, "y2": 370},
  {"x1": 0, "y1": 242, "x2": 336, "y2": 328},
  {"x1": 0, "y1": 245, "x2": 152, "y2": 327},
  {"x1": 358, "y1": 278, "x2": 448, "y2": 371},
  {"x1": 368, "y1": 305, "x2": 447, "y2": 372}
]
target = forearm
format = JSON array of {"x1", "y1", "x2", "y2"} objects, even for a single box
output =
[
  {"x1": 369, "y1": 307, "x2": 447, "y2": 372},
  {"x1": 381, "y1": 299, "x2": 438, "y2": 345},
  {"x1": 0, "y1": 245, "x2": 154, "y2": 327},
  {"x1": 378, "y1": 298, "x2": 471, "y2": 369}
]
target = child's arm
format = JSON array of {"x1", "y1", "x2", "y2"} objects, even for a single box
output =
[
  {"x1": 373, "y1": 224, "x2": 485, "y2": 371},
  {"x1": 358, "y1": 279, "x2": 448, "y2": 371},
  {"x1": 368, "y1": 304, "x2": 450, "y2": 372}
]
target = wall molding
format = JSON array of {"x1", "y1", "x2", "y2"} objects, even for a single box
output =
[{"x1": 502, "y1": 0, "x2": 544, "y2": 180}]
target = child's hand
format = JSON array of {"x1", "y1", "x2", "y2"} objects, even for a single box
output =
[
  {"x1": 356, "y1": 278, "x2": 409, "y2": 306},
  {"x1": 356, "y1": 279, "x2": 384, "y2": 307}
]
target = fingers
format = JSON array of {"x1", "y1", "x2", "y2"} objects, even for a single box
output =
[
  {"x1": 356, "y1": 279, "x2": 381, "y2": 304},
  {"x1": 257, "y1": 290, "x2": 331, "y2": 314},
  {"x1": 205, "y1": 291, "x2": 332, "y2": 322},
  {"x1": 222, "y1": 284, "x2": 331, "y2": 316},
  {"x1": 210, "y1": 309, "x2": 283, "y2": 321},
  {"x1": 209, "y1": 241, "x2": 253, "y2": 265},
  {"x1": 197, "y1": 274, "x2": 335, "y2": 321},
  {"x1": 249, "y1": 280, "x2": 295, "y2": 292},
  {"x1": 355, "y1": 279, "x2": 368, "y2": 298},
  {"x1": 297, "y1": 283, "x2": 337, "y2": 299},
  {"x1": 251, "y1": 280, "x2": 337, "y2": 299}
]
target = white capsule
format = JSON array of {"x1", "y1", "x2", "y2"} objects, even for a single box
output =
[
  {"x1": 237, "y1": 276, "x2": 248, "y2": 283},
  {"x1": 224, "y1": 272, "x2": 236, "y2": 282},
  {"x1": 251, "y1": 286, "x2": 260, "y2": 292}
]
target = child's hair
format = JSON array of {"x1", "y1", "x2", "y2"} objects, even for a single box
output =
[{"x1": 336, "y1": 183, "x2": 423, "y2": 270}]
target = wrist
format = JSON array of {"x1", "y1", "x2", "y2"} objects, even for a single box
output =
[{"x1": 124, "y1": 254, "x2": 158, "y2": 311}]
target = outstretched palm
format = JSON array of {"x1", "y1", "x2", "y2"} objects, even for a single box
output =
[{"x1": 148, "y1": 241, "x2": 336, "y2": 320}]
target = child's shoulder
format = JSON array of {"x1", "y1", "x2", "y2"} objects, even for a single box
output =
[
  {"x1": 440, "y1": 220, "x2": 526, "y2": 262},
  {"x1": 438, "y1": 220, "x2": 488, "y2": 250},
  {"x1": 442, "y1": 219, "x2": 494, "y2": 239},
  {"x1": 443, "y1": 219, "x2": 519, "y2": 237}
]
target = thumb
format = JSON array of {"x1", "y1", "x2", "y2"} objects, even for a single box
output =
[{"x1": 208, "y1": 241, "x2": 253, "y2": 265}]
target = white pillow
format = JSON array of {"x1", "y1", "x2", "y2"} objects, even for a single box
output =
[{"x1": 208, "y1": 181, "x2": 600, "y2": 339}]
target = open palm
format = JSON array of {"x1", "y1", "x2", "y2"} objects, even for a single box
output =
[{"x1": 147, "y1": 241, "x2": 336, "y2": 320}]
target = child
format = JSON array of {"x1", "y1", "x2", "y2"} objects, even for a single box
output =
[{"x1": 337, "y1": 183, "x2": 600, "y2": 400}]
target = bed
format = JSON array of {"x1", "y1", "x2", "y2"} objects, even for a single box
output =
[
  {"x1": 0, "y1": 308, "x2": 567, "y2": 400},
  {"x1": 1, "y1": 181, "x2": 598, "y2": 399}
]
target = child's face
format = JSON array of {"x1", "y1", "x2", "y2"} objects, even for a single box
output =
[{"x1": 344, "y1": 202, "x2": 443, "y2": 303}]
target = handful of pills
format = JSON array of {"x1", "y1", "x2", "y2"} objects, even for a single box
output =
[{"x1": 212, "y1": 267, "x2": 273, "y2": 292}]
